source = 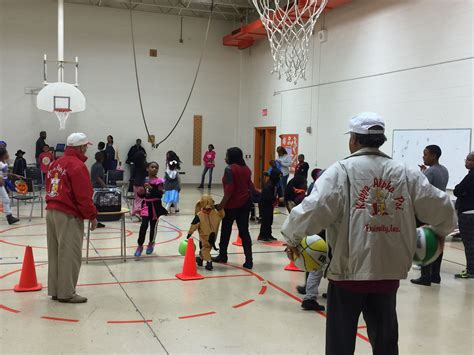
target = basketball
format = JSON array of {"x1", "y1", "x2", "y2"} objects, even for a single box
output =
[
  {"x1": 178, "y1": 239, "x2": 195, "y2": 256},
  {"x1": 292, "y1": 235, "x2": 328, "y2": 272},
  {"x1": 413, "y1": 226, "x2": 443, "y2": 266}
]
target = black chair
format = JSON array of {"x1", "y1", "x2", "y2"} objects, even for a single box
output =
[
  {"x1": 106, "y1": 169, "x2": 124, "y2": 186},
  {"x1": 11, "y1": 178, "x2": 43, "y2": 221},
  {"x1": 25, "y1": 166, "x2": 43, "y2": 188}
]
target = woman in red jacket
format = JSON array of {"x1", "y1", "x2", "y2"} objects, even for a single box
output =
[
  {"x1": 213, "y1": 147, "x2": 254, "y2": 269},
  {"x1": 198, "y1": 144, "x2": 216, "y2": 189}
]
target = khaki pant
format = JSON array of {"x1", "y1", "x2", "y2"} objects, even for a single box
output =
[
  {"x1": 46, "y1": 209, "x2": 84, "y2": 299},
  {"x1": 199, "y1": 235, "x2": 212, "y2": 262}
]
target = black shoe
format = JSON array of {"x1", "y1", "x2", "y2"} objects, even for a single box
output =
[
  {"x1": 296, "y1": 285, "x2": 307, "y2": 295},
  {"x1": 96, "y1": 222, "x2": 106, "y2": 228},
  {"x1": 7, "y1": 215, "x2": 19, "y2": 225},
  {"x1": 205, "y1": 261, "x2": 213, "y2": 271},
  {"x1": 322, "y1": 293, "x2": 327, "y2": 299},
  {"x1": 431, "y1": 276, "x2": 441, "y2": 284},
  {"x1": 268, "y1": 236, "x2": 278, "y2": 241},
  {"x1": 51, "y1": 296, "x2": 58, "y2": 301},
  {"x1": 197, "y1": 185, "x2": 204, "y2": 189},
  {"x1": 301, "y1": 299, "x2": 325, "y2": 311},
  {"x1": 410, "y1": 277, "x2": 431, "y2": 286},
  {"x1": 196, "y1": 256, "x2": 203, "y2": 267},
  {"x1": 207, "y1": 185, "x2": 212, "y2": 189},
  {"x1": 257, "y1": 236, "x2": 271, "y2": 242},
  {"x1": 211, "y1": 255, "x2": 228, "y2": 263},
  {"x1": 243, "y1": 261, "x2": 253, "y2": 270}
]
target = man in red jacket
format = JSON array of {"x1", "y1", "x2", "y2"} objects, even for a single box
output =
[{"x1": 45, "y1": 132, "x2": 98, "y2": 303}]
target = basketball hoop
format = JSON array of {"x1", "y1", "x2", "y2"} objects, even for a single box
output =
[
  {"x1": 54, "y1": 108, "x2": 71, "y2": 130},
  {"x1": 251, "y1": 0, "x2": 328, "y2": 84}
]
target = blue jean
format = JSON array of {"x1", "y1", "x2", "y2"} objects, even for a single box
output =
[
  {"x1": 280, "y1": 174, "x2": 289, "y2": 193},
  {"x1": 200, "y1": 167, "x2": 213, "y2": 187},
  {"x1": 303, "y1": 269, "x2": 323, "y2": 301}
]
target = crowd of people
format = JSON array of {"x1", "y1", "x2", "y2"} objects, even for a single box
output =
[{"x1": 0, "y1": 112, "x2": 473, "y2": 354}]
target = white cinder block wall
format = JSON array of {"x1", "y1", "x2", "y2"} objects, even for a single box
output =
[
  {"x1": 1, "y1": 0, "x2": 473, "y2": 183},
  {"x1": 238, "y1": 0, "x2": 473, "y2": 171},
  {"x1": 0, "y1": 0, "x2": 240, "y2": 182}
]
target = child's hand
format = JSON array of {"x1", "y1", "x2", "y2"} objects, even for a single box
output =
[
  {"x1": 186, "y1": 234, "x2": 192, "y2": 240},
  {"x1": 284, "y1": 246, "x2": 299, "y2": 261}
]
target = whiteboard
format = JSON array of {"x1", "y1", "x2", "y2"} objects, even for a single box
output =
[{"x1": 392, "y1": 129, "x2": 472, "y2": 190}]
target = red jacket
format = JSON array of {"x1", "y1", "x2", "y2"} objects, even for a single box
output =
[{"x1": 45, "y1": 147, "x2": 97, "y2": 220}]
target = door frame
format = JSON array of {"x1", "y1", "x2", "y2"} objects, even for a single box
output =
[{"x1": 254, "y1": 126, "x2": 277, "y2": 189}]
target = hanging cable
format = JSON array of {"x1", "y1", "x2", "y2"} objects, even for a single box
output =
[{"x1": 129, "y1": 0, "x2": 215, "y2": 148}]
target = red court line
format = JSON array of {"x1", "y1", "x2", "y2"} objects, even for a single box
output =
[
  {"x1": 41, "y1": 316, "x2": 79, "y2": 323},
  {"x1": 76, "y1": 273, "x2": 251, "y2": 288},
  {"x1": 232, "y1": 299, "x2": 254, "y2": 308},
  {"x1": 267, "y1": 281, "x2": 369, "y2": 343},
  {"x1": 0, "y1": 263, "x2": 47, "y2": 280},
  {"x1": 358, "y1": 325, "x2": 367, "y2": 329},
  {"x1": 178, "y1": 311, "x2": 216, "y2": 320},
  {"x1": 0, "y1": 304, "x2": 20, "y2": 313},
  {"x1": 259, "y1": 285, "x2": 267, "y2": 295},
  {"x1": 108, "y1": 320, "x2": 152, "y2": 324}
]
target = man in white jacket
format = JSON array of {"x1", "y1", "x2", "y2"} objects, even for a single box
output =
[{"x1": 281, "y1": 112, "x2": 457, "y2": 355}]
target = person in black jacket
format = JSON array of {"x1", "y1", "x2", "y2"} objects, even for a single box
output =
[
  {"x1": 295, "y1": 154, "x2": 310, "y2": 178},
  {"x1": 35, "y1": 131, "x2": 47, "y2": 167},
  {"x1": 257, "y1": 169, "x2": 281, "y2": 242},
  {"x1": 453, "y1": 152, "x2": 474, "y2": 279},
  {"x1": 13, "y1": 150, "x2": 27, "y2": 176}
]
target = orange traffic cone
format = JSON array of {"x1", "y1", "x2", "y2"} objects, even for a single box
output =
[
  {"x1": 284, "y1": 260, "x2": 304, "y2": 272},
  {"x1": 176, "y1": 238, "x2": 204, "y2": 281},
  {"x1": 232, "y1": 234, "x2": 243, "y2": 247},
  {"x1": 14, "y1": 246, "x2": 42, "y2": 292}
]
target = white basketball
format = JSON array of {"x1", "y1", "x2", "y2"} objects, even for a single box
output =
[{"x1": 293, "y1": 234, "x2": 328, "y2": 272}]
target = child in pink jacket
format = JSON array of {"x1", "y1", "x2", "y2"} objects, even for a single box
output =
[{"x1": 198, "y1": 144, "x2": 216, "y2": 189}]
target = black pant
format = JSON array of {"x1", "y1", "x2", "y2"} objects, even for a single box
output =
[
  {"x1": 421, "y1": 252, "x2": 443, "y2": 280},
  {"x1": 459, "y1": 213, "x2": 474, "y2": 274},
  {"x1": 138, "y1": 217, "x2": 157, "y2": 246},
  {"x1": 326, "y1": 282, "x2": 398, "y2": 355},
  {"x1": 219, "y1": 202, "x2": 252, "y2": 263},
  {"x1": 258, "y1": 202, "x2": 274, "y2": 238}
]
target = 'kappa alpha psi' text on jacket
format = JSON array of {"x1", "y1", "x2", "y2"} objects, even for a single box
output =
[
  {"x1": 45, "y1": 147, "x2": 97, "y2": 221},
  {"x1": 281, "y1": 147, "x2": 457, "y2": 281}
]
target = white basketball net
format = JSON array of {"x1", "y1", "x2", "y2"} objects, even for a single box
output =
[
  {"x1": 252, "y1": 0, "x2": 328, "y2": 84},
  {"x1": 54, "y1": 109, "x2": 71, "y2": 130}
]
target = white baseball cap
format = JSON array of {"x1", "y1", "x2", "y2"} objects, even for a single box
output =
[
  {"x1": 66, "y1": 132, "x2": 92, "y2": 147},
  {"x1": 346, "y1": 112, "x2": 385, "y2": 135}
]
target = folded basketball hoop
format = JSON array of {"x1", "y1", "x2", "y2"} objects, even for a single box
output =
[{"x1": 251, "y1": 0, "x2": 328, "y2": 84}]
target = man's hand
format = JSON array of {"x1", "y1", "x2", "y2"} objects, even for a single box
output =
[
  {"x1": 284, "y1": 245, "x2": 299, "y2": 262},
  {"x1": 90, "y1": 219, "x2": 98, "y2": 231},
  {"x1": 418, "y1": 164, "x2": 427, "y2": 172}
]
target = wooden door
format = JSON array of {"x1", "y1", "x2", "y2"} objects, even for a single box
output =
[{"x1": 254, "y1": 126, "x2": 276, "y2": 189}]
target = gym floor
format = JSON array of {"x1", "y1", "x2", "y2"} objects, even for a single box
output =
[{"x1": 0, "y1": 186, "x2": 472, "y2": 354}]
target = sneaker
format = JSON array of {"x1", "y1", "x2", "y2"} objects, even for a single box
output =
[
  {"x1": 211, "y1": 255, "x2": 228, "y2": 263},
  {"x1": 146, "y1": 243, "x2": 155, "y2": 255},
  {"x1": 96, "y1": 222, "x2": 106, "y2": 228},
  {"x1": 301, "y1": 299, "x2": 325, "y2": 311},
  {"x1": 134, "y1": 245, "x2": 143, "y2": 257},
  {"x1": 6, "y1": 215, "x2": 19, "y2": 225},
  {"x1": 412, "y1": 264, "x2": 422, "y2": 270},
  {"x1": 243, "y1": 261, "x2": 253, "y2": 270},
  {"x1": 410, "y1": 277, "x2": 431, "y2": 286},
  {"x1": 454, "y1": 270, "x2": 474, "y2": 279},
  {"x1": 296, "y1": 285, "x2": 307, "y2": 295},
  {"x1": 196, "y1": 256, "x2": 203, "y2": 267},
  {"x1": 205, "y1": 261, "x2": 213, "y2": 271},
  {"x1": 58, "y1": 294, "x2": 88, "y2": 303}
]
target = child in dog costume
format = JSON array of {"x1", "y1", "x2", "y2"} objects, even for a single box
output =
[{"x1": 187, "y1": 195, "x2": 224, "y2": 270}]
